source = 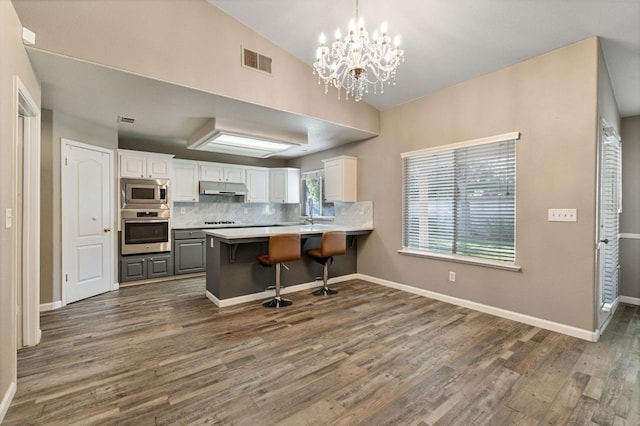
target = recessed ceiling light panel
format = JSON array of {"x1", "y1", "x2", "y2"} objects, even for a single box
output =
[{"x1": 187, "y1": 118, "x2": 305, "y2": 158}]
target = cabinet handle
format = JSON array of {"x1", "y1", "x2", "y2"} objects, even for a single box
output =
[
  {"x1": 140, "y1": 174, "x2": 144, "y2": 178},
  {"x1": 149, "y1": 258, "x2": 154, "y2": 261},
  {"x1": 103, "y1": 227, "x2": 111, "y2": 233}
]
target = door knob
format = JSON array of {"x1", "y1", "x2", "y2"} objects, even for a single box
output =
[
  {"x1": 104, "y1": 227, "x2": 111, "y2": 233},
  {"x1": 600, "y1": 238, "x2": 609, "y2": 244}
]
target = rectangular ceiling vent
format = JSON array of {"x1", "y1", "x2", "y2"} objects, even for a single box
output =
[
  {"x1": 242, "y1": 47, "x2": 272, "y2": 74},
  {"x1": 118, "y1": 115, "x2": 136, "y2": 125}
]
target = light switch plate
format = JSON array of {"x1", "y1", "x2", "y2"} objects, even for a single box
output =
[
  {"x1": 548, "y1": 208, "x2": 577, "y2": 222},
  {"x1": 5, "y1": 208, "x2": 12, "y2": 228}
]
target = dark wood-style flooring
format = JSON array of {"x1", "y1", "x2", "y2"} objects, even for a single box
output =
[{"x1": 4, "y1": 278, "x2": 640, "y2": 425}]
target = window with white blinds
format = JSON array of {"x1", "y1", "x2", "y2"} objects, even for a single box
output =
[{"x1": 402, "y1": 133, "x2": 518, "y2": 263}]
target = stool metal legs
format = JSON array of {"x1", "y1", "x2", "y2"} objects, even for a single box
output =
[
  {"x1": 312, "y1": 261, "x2": 338, "y2": 296},
  {"x1": 263, "y1": 263, "x2": 292, "y2": 308}
]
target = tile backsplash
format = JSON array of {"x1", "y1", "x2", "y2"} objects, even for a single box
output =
[{"x1": 172, "y1": 196, "x2": 373, "y2": 229}]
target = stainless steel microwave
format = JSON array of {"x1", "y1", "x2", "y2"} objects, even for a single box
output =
[{"x1": 121, "y1": 178, "x2": 169, "y2": 210}]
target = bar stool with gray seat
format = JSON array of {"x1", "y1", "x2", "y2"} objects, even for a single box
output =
[
  {"x1": 257, "y1": 233, "x2": 301, "y2": 308},
  {"x1": 307, "y1": 231, "x2": 346, "y2": 296}
]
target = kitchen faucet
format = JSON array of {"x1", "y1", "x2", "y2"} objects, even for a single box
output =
[{"x1": 307, "y1": 199, "x2": 315, "y2": 225}]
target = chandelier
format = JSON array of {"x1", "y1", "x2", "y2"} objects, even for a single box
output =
[{"x1": 313, "y1": 0, "x2": 404, "y2": 102}]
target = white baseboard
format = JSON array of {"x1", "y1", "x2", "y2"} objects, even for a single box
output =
[
  {"x1": 40, "y1": 301, "x2": 62, "y2": 312},
  {"x1": 355, "y1": 273, "x2": 599, "y2": 342},
  {"x1": 205, "y1": 274, "x2": 359, "y2": 308},
  {"x1": 41, "y1": 283, "x2": 120, "y2": 312},
  {"x1": 0, "y1": 381, "x2": 16, "y2": 424},
  {"x1": 620, "y1": 295, "x2": 640, "y2": 306}
]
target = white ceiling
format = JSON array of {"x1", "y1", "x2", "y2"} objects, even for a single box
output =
[
  {"x1": 27, "y1": 0, "x2": 640, "y2": 161},
  {"x1": 210, "y1": 0, "x2": 640, "y2": 116}
]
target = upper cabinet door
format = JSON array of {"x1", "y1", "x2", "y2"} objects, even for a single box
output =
[
  {"x1": 223, "y1": 166, "x2": 246, "y2": 183},
  {"x1": 199, "y1": 163, "x2": 224, "y2": 181},
  {"x1": 172, "y1": 159, "x2": 199, "y2": 202},
  {"x1": 199, "y1": 162, "x2": 246, "y2": 183},
  {"x1": 147, "y1": 157, "x2": 171, "y2": 179},
  {"x1": 119, "y1": 150, "x2": 173, "y2": 179},
  {"x1": 269, "y1": 168, "x2": 300, "y2": 203},
  {"x1": 120, "y1": 153, "x2": 147, "y2": 178},
  {"x1": 245, "y1": 168, "x2": 269, "y2": 203},
  {"x1": 323, "y1": 156, "x2": 357, "y2": 202}
]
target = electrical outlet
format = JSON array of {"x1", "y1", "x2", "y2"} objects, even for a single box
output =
[{"x1": 449, "y1": 271, "x2": 456, "y2": 282}]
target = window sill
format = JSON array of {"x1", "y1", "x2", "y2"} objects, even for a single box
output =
[
  {"x1": 300, "y1": 216, "x2": 334, "y2": 221},
  {"x1": 397, "y1": 249, "x2": 522, "y2": 272}
]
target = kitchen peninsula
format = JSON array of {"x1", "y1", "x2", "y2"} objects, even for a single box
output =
[{"x1": 204, "y1": 224, "x2": 372, "y2": 306}]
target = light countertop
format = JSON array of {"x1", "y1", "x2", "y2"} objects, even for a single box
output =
[
  {"x1": 172, "y1": 221, "x2": 304, "y2": 230},
  {"x1": 203, "y1": 224, "x2": 373, "y2": 240}
]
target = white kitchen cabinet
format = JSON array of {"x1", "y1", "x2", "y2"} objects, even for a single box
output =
[
  {"x1": 323, "y1": 156, "x2": 357, "y2": 202},
  {"x1": 199, "y1": 163, "x2": 223, "y2": 181},
  {"x1": 245, "y1": 167, "x2": 270, "y2": 203},
  {"x1": 172, "y1": 159, "x2": 199, "y2": 202},
  {"x1": 224, "y1": 166, "x2": 246, "y2": 183},
  {"x1": 269, "y1": 168, "x2": 300, "y2": 204},
  {"x1": 199, "y1": 162, "x2": 246, "y2": 183},
  {"x1": 119, "y1": 149, "x2": 173, "y2": 179}
]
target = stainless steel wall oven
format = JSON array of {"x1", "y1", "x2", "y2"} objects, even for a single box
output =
[{"x1": 121, "y1": 210, "x2": 171, "y2": 255}]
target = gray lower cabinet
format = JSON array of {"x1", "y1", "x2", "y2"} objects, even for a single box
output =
[
  {"x1": 120, "y1": 253, "x2": 173, "y2": 282},
  {"x1": 173, "y1": 230, "x2": 206, "y2": 275}
]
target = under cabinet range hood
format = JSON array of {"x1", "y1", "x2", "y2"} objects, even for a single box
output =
[{"x1": 199, "y1": 181, "x2": 248, "y2": 196}]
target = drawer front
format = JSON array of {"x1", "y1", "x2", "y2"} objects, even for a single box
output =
[{"x1": 173, "y1": 230, "x2": 206, "y2": 240}]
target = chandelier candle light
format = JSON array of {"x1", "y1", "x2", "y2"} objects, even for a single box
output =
[{"x1": 313, "y1": 0, "x2": 404, "y2": 101}]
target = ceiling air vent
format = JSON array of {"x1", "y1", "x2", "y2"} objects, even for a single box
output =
[
  {"x1": 242, "y1": 47, "x2": 272, "y2": 74},
  {"x1": 118, "y1": 115, "x2": 136, "y2": 125}
]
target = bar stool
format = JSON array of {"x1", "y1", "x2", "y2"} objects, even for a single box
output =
[
  {"x1": 258, "y1": 233, "x2": 301, "y2": 308},
  {"x1": 307, "y1": 231, "x2": 346, "y2": 296}
]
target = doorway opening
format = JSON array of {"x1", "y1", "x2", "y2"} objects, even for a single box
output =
[{"x1": 15, "y1": 76, "x2": 41, "y2": 349}]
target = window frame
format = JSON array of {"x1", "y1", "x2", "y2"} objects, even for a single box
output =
[
  {"x1": 399, "y1": 132, "x2": 521, "y2": 271},
  {"x1": 301, "y1": 169, "x2": 334, "y2": 219}
]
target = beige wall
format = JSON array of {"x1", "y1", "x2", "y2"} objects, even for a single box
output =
[
  {"x1": 12, "y1": 0, "x2": 379, "y2": 136},
  {"x1": 620, "y1": 115, "x2": 640, "y2": 299},
  {"x1": 291, "y1": 38, "x2": 605, "y2": 331},
  {"x1": 40, "y1": 109, "x2": 54, "y2": 303},
  {"x1": 39, "y1": 110, "x2": 118, "y2": 304},
  {"x1": 0, "y1": 0, "x2": 41, "y2": 418}
]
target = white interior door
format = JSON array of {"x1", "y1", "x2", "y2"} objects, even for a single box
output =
[
  {"x1": 596, "y1": 124, "x2": 622, "y2": 329},
  {"x1": 62, "y1": 140, "x2": 114, "y2": 304}
]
